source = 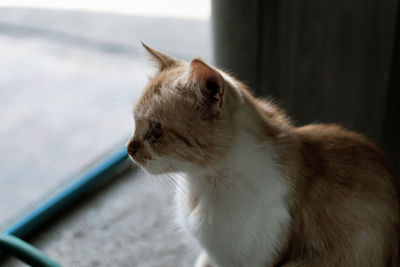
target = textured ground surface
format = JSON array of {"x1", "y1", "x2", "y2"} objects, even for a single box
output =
[
  {"x1": 0, "y1": 7, "x2": 209, "y2": 266},
  {"x1": 4, "y1": 169, "x2": 199, "y2": 267}
]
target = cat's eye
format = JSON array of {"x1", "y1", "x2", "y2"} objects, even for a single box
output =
[
  {"x1": 151, "y1": 121, "x2": 164, "y2": 139},
  {"x1": 154, "y1": 122, "x2": 161, "y2": 130}
]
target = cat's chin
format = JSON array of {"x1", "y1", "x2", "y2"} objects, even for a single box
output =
[
  {"x1": 142, "y1": 167, "x2": 169, "y2": 175},
  {"x1": 137, "y1": 163, "x2": 172, "y2": 175},
  {"x1": 129, "y1": 156, "x2": 172, "y2": 175}
]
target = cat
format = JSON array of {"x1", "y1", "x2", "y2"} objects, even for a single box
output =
[{"x1": 127, "y1": 43, "x2": 400, "y2": 267}]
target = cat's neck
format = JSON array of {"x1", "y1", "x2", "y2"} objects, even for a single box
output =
[
  {"x1": 176, "y1": 87, "x2": 293, "y2": 205},
  {"x1": 176, "y1": 129, "x2": 292, "y2": 267},
  {"x1": 181, "y1": 129, "x2": 286, "y2": 203}
]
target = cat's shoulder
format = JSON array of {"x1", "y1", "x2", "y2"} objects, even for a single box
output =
[
  {"x1": 294, "y1": 123, "x2": 359, "y2": 139},
  {"x1": 293, "y1": 123, "x2": 387, "y2": 165},
  {"x1": 294, "y1": 123, "x2": 375, "y2": 148}
]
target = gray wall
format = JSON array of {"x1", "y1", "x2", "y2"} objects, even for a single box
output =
[{"x1": 212, "y1": 0, "x2": 400, "y2": 176}]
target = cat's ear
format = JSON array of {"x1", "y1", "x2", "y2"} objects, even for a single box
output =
[
  {"x1": 141, "y1": 42, "x2": 177, "y2": 71},
  {"x1": 189, "y1": 58, "x2": 225, "y2": 108}
]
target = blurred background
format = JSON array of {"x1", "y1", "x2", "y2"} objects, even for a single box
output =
[
  {"x1": 0, "y1": 1, "x2": 210, "y2": 266},
  {"x1": 1, "y1": 0, "x2": 399, "y2": 266}
]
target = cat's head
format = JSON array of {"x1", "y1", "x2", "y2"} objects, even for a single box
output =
[{"x1": 127, "y1": 43, "x2": 239, "y2": 174}]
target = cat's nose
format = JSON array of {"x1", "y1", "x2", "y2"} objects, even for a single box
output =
[{"x1": 127, "y1": 140, "x2": 140, "y2": 156}]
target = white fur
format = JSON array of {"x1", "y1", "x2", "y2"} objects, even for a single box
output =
[{"x1": 174, "y1": 131, "x2": 291, "y2": 267}]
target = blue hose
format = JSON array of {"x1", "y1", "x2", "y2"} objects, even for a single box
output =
[
  {"x1": 4, "y1": 146, "x2": 129, "y2": 238},
  {"x1": 1, "y1": 146, "x2": 129, "y2": 266},
  {"x1": 0, "y1": 233, "x2": 61, "y2": 267}
]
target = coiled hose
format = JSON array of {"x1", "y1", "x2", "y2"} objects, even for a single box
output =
[{"x1": 1, "y1": 146, "x2": 129, "y2": 266}]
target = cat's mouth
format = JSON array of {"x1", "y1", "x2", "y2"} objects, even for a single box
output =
[
  {"x1": 128, "y1": 155, "x2": 147, "y2": 167},
  {"x1": 129, "y1": 155, "x2": 169, "y2": 175}
]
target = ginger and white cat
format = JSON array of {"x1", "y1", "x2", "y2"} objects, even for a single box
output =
[{"x1": 127, "y1": 43, "x2": 399, "y2": 267}]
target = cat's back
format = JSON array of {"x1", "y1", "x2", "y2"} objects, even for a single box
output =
[
  {"x1": 292, "y1": 123, "x2": 397, "y2": 211},
  {"x1": 294, "y1": 123, "x2": 391, "y2": 175},
  {"x1": 282, "y1": 123, "x2": 399, "y2": 266}
]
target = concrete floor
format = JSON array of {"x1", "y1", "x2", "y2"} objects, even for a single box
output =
[
  {"x1": 0, "y1": 7, "x2": 209, "y2": 266},
  {"x1": 4, "y1": 169, "x2": 199, "y2": 267}
]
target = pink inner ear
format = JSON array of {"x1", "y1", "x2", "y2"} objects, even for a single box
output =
[
  {"x1": 190, "y1": 59, "x2": 224, "y2": 107},
  {"x1": 190, "y1": 59, "x2": 217, "y2": 84}
]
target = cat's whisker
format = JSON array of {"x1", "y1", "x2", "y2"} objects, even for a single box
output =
[
  {"x1": 155, "y1": 175, "x2": 169, "y2": 190},
  {"x1": 164, "y1": 174, "x2": 178, "y2": 191},
  {"x1": 167, "y1": 174, "x2": 188, "y2": 195},
  {"x1": 163, "y1": 173, "x2": 180, "y2": 191}
]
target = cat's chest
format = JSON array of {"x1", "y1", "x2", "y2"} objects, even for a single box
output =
[{"x1": 176, "y1": 170, "x2": 291, "y2": 267}]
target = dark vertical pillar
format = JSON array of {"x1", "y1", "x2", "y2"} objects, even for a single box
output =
[
  {"x1": 258, "y1": 0, "x2": 280, "y2": 98},
  {"x1": 270, "y1": 0, "x2": 397, "y2": 144},
  {"x1": 212, "y1": 0, "x2": 399, "y2": 174},
  {"x1": 211, "y1": 0, "x2": 260, "y2": 90},
  {"x1": 383, "y1": 2, "x2": 400, "y2": 178}
]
